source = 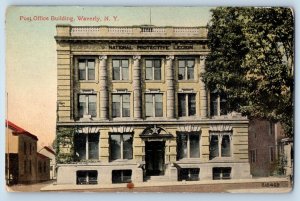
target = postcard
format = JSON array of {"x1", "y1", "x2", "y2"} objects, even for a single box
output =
[{"x1": 5, "y1": 6, "x2": 294, "y2": 193}]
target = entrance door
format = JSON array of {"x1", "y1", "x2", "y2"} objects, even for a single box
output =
[{"x1": 145, "y1": 141, "x2": 165, "y2": 176}]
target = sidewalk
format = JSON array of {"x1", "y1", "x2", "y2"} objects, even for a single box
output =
[{"x1": 41, "y1": 177, "x2": 291, "y2": 192}]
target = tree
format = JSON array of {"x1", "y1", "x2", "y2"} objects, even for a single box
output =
[{"x1": 203, "y1": 7, "x2": 294, "y2": 137}]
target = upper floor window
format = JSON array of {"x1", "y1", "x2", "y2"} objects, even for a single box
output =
[
  {"x1": 78, "y1": 59, "x2": 95, "y2": 81},
  {"x1": 24, "y1": 142, "x2": 27, "y2": 155},
  {"x1": 145, "y1": 59, "x2": 161, "y2": 80},
  {"x1": 113, "y1": 59, "x2": 129, "y2": 80},
  {"x1": 79, "y1": 94, "x2": 97, "y2": 118},
  {"x1": 177, "y1": 132, "x2": 200, "y2": 160},
  {"x1": 109, "y1": 134, "x2": 133, "y2": 161},
  {"x1": 178, "y1": 59, "x2": 194, "y2": 80},
  {"x1": 112, "y1": 94, "x2": 130, "y2": 118},
  {"x1": 178, "y1": 93, "x2": 196, "y2": 117},
  {"x1": 74, "y1": 133, "x2": 100, "y2": 161},
  {"x1": 209, "y1": 133, "x2": 231, "y2": 160},
  {"x1": 145, "y1": 94, "x2": 163, "y2": 117},
  {"x1": 210, "y1": 92, "x2": 227, "y2": 116}
]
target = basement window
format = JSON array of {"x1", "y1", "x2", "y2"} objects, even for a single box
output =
[
  {"x1": 178, "y1": 168, "x2": 200, "y2": 181},
  {"x1": 212, "y1": 167, "x2": 231, "y2": 180},
  {"x1": 76, "y1": 170, "x2": 98, "y2": 185},
  {"x1": 112, "y1": 170, "x2": 132, "y2": 183}
]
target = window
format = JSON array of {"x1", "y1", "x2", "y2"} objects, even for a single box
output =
[
  {"x1": 250, "y1": 149, "x2": 257, "y2": 163},
  {"x1": 78, "y1": 94, "x2": 97, "y2": 118},
  {"x1": 210, "y1": 92, "x2": 227, "y2": 116},
  {"x1": 112, "y1": 94, "x2": 130, "y2": 118},
  {"x1": 38, "y1": 161, "x2": 42, "y2": 173},
  {"x1": 178, "y1": 93, "x2": 196, "y2": 117},
  {"x1": 213, "y1": 167, "x2": 231, "y2": 180},
  {"x1": 209, "y1": 133, "x2": 231, "y2": 159},
  {"x1": 77, "y1": 170, "x2": 98, "y2": 185},
  {"x1": 29, "y1": 143, "x2": 32, "y2": 155},
  {"x1": 269, "y1": 122, "x2": 274, "y2": 136},
  {"x1": 24, "y1": 142, "x2": 27, "y2": 155},
  {"x1": 178, "y1": 59, "x2": 194, "y2": 80},
  {"x1": 113, "y1": 59, "x2": 129, "y2": 80},
  {"x1": 24, "y1": 160, "x2": 27, "y2": 174},
  {"x1": 109, "y1": 134, "x2": 133, "y2": 161},
  {"x1": 74, "y1": 133, "x2": 100, "y2": 161},
  {"x1": 145, "y1": 59, "x2": 161, "y2": 80},
  {"x1": 43, "y1": 161, "x2": 46, "y2": 173},
  {"x1": 270, "y1": 147, "x2": 275, "y2": 162},
  {"x1": 112, "y1": 170, "x2": 132, "y2": 183},
  {"x1": 177, "y1": 132, "x2": 200, "y2": 160},
  {"x1": 178, "y1": 168, "x2": 200, "y2": 181},
  {"x1": 29, "y1": 160, "x2": 32, "y2": 174},
  {"x1": 145, "y1": 94, "x2": 163, "y2": 117},
  {"x1": 78, "y1": 59, "x2": 95, "y2": 80}
]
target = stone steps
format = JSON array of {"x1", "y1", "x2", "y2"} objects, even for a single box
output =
[{"x1": 145, "y1": 175, "x2": 170, "y2": 182}]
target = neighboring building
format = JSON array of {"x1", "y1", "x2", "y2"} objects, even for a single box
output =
[
  {"x1": 5, "y1": 120, "x2": 38, "y2": 184},
  {"x1": 37, "y1": 153, "x2": 51, "y2": 182},
  {"x1": 39, "y1": 146, "x2": 56, "y2": 180},
  {"x1": 248, "y1": 119, "x2": 287, "y2": 177},
  {"x1": 55, "y1": 25, "x2": 251, "y2": 185},
  {"x1": 5, "y1": 120, "x2": 51, "y2": 185}
]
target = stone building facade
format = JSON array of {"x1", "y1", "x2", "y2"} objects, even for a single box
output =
[{"x1": 55, "y1": 25, "x2": 251, "y2": 185}]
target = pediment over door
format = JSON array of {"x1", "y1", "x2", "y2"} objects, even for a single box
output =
[{"x1": 140, "y1": 125, "x2": 173, "y2": 138}]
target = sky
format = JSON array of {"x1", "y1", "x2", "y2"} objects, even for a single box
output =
[{"x1": 6, "y1": 6, "x2": 212, "y2": 146}]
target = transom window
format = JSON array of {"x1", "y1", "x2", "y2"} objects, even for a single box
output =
[
  {"x1": 74, "y1": 133, "x2": 100, "y2": 161},
  {"x1": 78, "y1": 94, "x2": 97, "y2": 118},
  {"x1": 209, "y1": 133, "x2": 231, "y2": 160},
  {"x1": 178, "y1": 93, "x2": 196, "y2": 117},
  {"x1": 177, "y1": 132, "x2": 200, "y2": 160},
  {"x1": 145, "y1": 59, "x2": 161, "y2": 80},
  {"x1": 113, "y1": 59, "x2": 129, "y2": 80},
  {"x1": 178, "y1": 59, "x2": 194, "y2": 80},
  {"x1": 145, "y1": 94, "x2": 163, "y2": 117},
  {"x1": 78, "y1": 59, "x2": 95, "y2": 81},
  {"x1": 112, "y1": 94, "x2": 130, "y2": 118},
  {"x1": 109, "y1": 134, "x2": 133, "y2": 161}
]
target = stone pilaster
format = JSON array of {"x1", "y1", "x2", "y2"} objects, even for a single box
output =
[
  {"x1": 199, "y1": 55, "x2": 208, "y2": 118},
  {"x1": 133, "y1": 55, "x2": 142, "y2": 119},
  {"x1": 99, "y1": 55, "x2": 108, "y2": 120},
  {"x1": 166, "y1": 55, "x2": 175, "y2": 119}
]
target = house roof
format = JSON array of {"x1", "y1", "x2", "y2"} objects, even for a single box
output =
[
  {"x1": 6, "y1": 120, "x2": 38, "y2": 141},
  {"x1": 37, "y1": 152, "x2": 51, "y2": 160},
  {"x1": 43, "y1": 146, "x2": 56, "y2": 155}
]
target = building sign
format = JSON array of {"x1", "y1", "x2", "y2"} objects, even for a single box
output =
[{"x1": 107, "y1": 44, "x2": 194, "y2": 50}]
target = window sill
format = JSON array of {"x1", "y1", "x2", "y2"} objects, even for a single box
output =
[
  {"x1": 109, "y1": 159, "x2": 135, "y2": 165},
  {"x1": 178, "y1": 80, "x2": 198, "y2": 83},
  {"x1": 111, "y1": 80, "x2": 132, "y2": 83},
  {"x1": 112, "y1": 117, "x2": 132, "y2": 121},
  {"x1": 145, "y1": 80, "x2": 165, "y2": 83},
  {"x1": 145, "y1": 117, "x2": 166, "y2": 121},
  {"x1": 78, "y1": 80, "x2": 97, "y2": 83},
  {"x1": 177, "y1": 116, "x2": 199, "y2": 120},
  {"x1": 209, "y1": 157, "x2": 233, "y2": 162}
]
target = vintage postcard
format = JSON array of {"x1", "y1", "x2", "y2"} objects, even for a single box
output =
[{"x1": 5, "y1": 6, "x2": 294, "y2": 193}]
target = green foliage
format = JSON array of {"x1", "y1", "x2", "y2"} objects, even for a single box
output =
[
  {"x1": 272, "y1": 154, "x2": 287, "y2": 176},
  {"x1": 203, "y1": 7, "x2": 294, "y2": 137},
  {"x1": 55, "y1": 127, "x2": 76, "y2": 164}
]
